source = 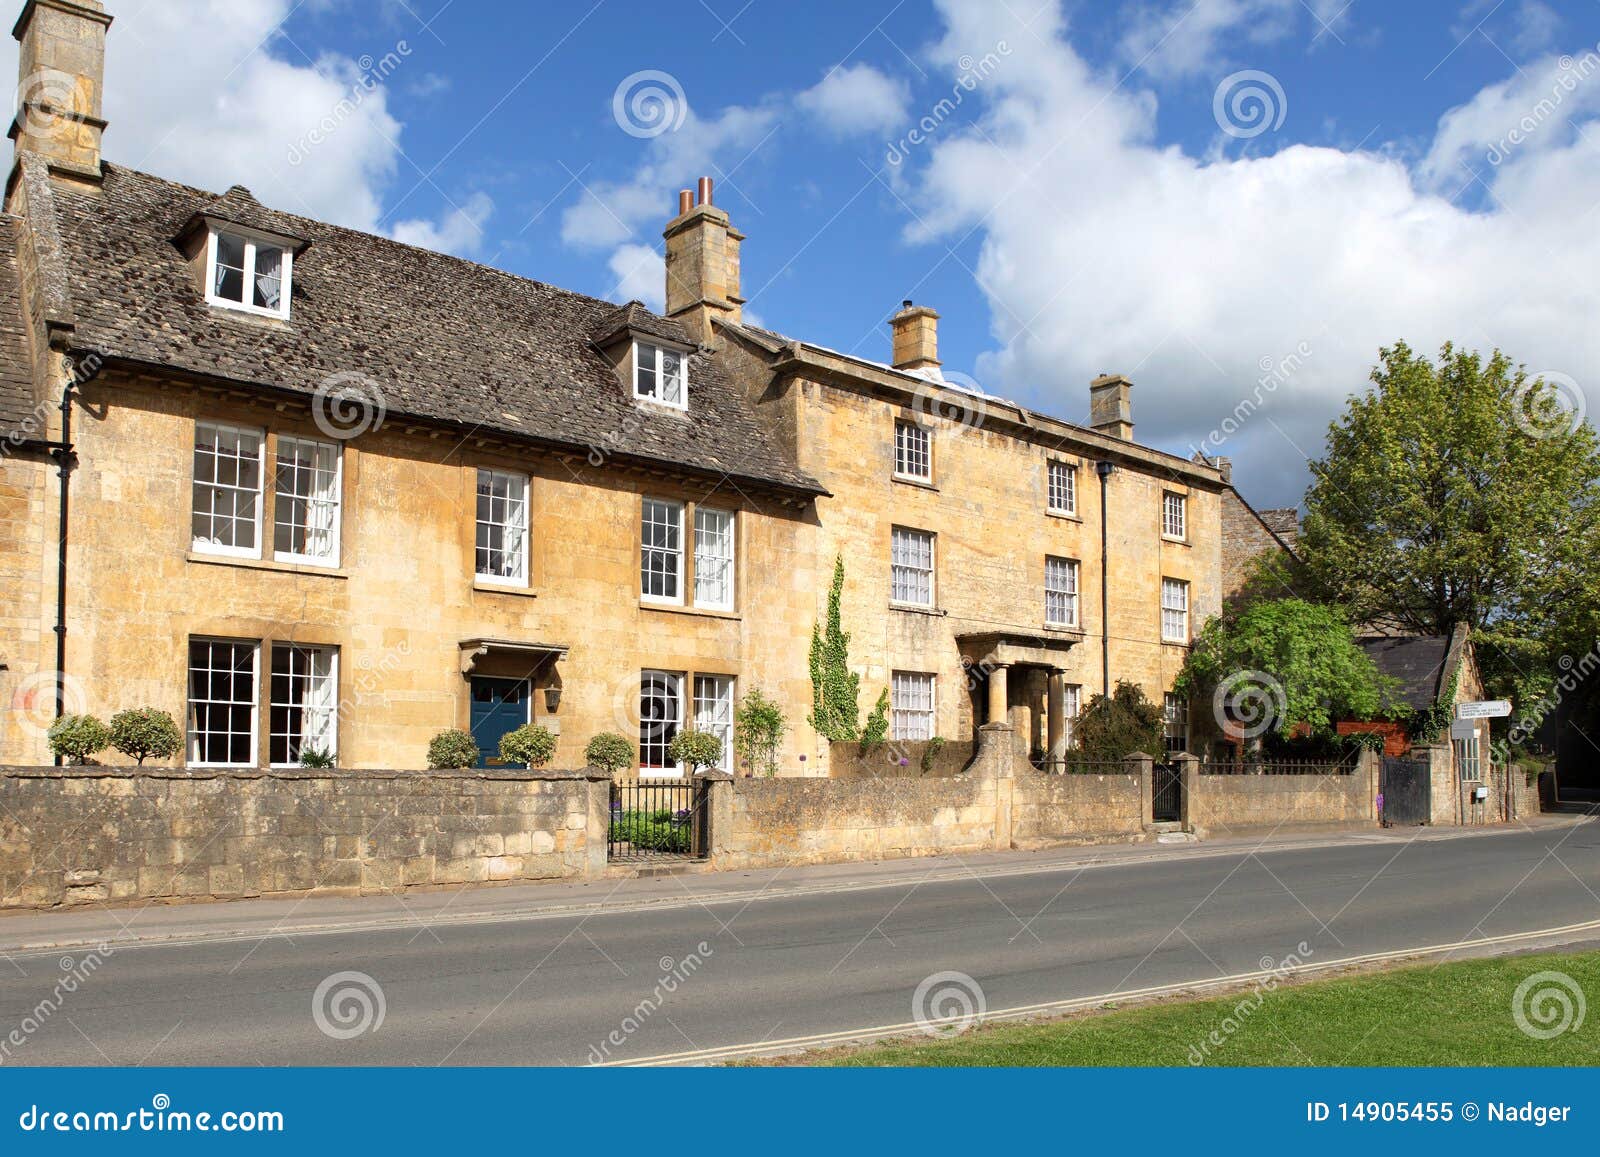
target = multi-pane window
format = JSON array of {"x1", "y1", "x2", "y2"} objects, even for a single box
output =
[
  {"x1": 1045, "y1": 556, "x2": 1080, "y2": 627},
  {"x1": 1063, "y1": 684, "x2": 1082, "y2": 748},
  {"x1": 1161, "y1": 578, "x2": 1190, "y2": 642},
  {"x1": 1455, "y1": 735, "x2": 1482, "y2": 781},
  {"x1": 1163, "y1": 693, "x2": 1189, "y2": 755},
  {"x1": 641, "y1": 498, "x2": 685, "y2": 602},
  {"x1": 639, "y1": 670, "x2": 684, "y2": 775},
  {"x1": 1047, "y1": 461, "x2": 1077, "y2": 515},
  {"x1": 270, "y1": 643, "x2": 338, "y2": 766},
  {"x1": 693, "y1": 674, "x2": 735, "y2": 773},
  {"x1": 894, "y1": 420, "x2": 931, "y2": 480},
  {"x1": 207, "y1": 229, "x2": 291, "y2": 318},
  {"x1": 475, "y1": 469, "x2": 529, "y2": 584},
  {"x1": 693, "y1": 508, "x2": 735, "y2": 610},
  {"x1": 1163, "y1": 492, "x2": 1187, "y2": 539},
  {"x1": 274, "y1": 436, "x2": 341, "y2": 565},
  {"x1": 188, "y1": 638, "x2": 259, "y2": 766},
  {"x1": 192, "y1": 422, "x2": 263, "y2": 557},
  {"x1": 890, "y1": 671, "x2": 936, "y2": 741},
  {"x1": 890, "y1": 526, "x2": 935, "y2": 606},
  {"x1": 634, "y1": 342, "x2": 687, "y2": 407}
]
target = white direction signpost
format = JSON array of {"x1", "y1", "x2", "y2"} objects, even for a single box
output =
[{"x1": 1456, "y1": 700, "x2": 1512, "y2": 720}]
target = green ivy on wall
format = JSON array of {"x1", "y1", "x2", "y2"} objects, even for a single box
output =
[
  {"x1": 809, "y1": 555, "x2": 861, "y2": 741},
  {"x1": 1411, "y1": 662, "x2": 1462, "y2": 744}
]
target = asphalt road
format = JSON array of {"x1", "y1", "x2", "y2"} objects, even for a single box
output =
[{"x1": 3, "y1": 823, "x2": 1598, "y2": 1066}]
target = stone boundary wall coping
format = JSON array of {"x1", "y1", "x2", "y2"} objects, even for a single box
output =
[{"x1": 0, "y1": 764, "x2": 611, "y2": 782}]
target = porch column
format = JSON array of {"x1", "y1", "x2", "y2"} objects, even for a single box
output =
[
  {"x1": 1046, "y1": 670, "x2": 1066, "y2": 765},
  {"x1": 987, "y1": 663, "x2": 1010, "y2": 725}
]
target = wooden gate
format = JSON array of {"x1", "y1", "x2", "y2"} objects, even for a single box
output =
[{"x1": 1379, "y1": 755, "x2": 1431, "y2": 826}]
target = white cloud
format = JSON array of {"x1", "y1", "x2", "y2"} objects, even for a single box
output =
[
  {"x1": 560, "y1": 102, "x2": 781, "y2": 249},
  {"x1": 607, "y1": 242, "x2": 665, "y2": 311},
  {"x1": 391, "y1": 191, "x2": 494, "y2": 256},
  {"x1": 899, "y1": 0, "x2": 1600, "y2": 503},
  {"x1": 796, "y1": 63, "x2": 912, "y2": 137},
  {"x1": 1419, "y1": 52, "x2": 1600, "y2": 189},
  {"x1": 2, "y1": 0, "x2": 481, "y2": 253},
  {"x1": 560, "y1": 99, "x2": 780, "y2": 314},
  {"x1": 1119, "y1": 0, "x2": 1298, "y2": 79}
]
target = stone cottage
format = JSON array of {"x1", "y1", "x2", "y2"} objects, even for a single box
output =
[{"x1": 1, "y1": 0, "x2": 1248, "y2": 778}]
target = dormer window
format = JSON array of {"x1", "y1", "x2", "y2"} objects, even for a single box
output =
[
  {"x1": 206, "y1": 228, "x2": 293, "y2": 319},
  {"x1": 634, "y1": 342, "x2": 687, "y2": 408}
]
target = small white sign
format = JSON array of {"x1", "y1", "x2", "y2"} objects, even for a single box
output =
[
  {"x1": 1456, "y1": 700, "x2": 1511, "y2": 719},
  {"x1": 1449, "y1": 719, "x2": 1477, "y2": 740}
]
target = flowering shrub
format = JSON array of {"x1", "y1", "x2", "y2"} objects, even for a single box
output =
[
  {"x1": 48, "y1": 714, "x2": 110, "y2": 764},
  {"x1": 427, "y1": 729, "x2": 479, "y2": 770}
]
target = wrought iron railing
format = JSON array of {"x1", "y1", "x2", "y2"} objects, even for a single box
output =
[
  {"x1": 608, "y1": 778, "x2": 709, "y2": 861},
  {"x1": 1199, "y1": 757, "x2": 1358, "y2": 776}
]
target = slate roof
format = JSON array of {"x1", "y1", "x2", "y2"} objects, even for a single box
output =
[
  {"x1": 33, "y1": 161, "x2": 822, "y2": 497},
  {"x1": 1358, "y1": 634, "x2": 1451, "y2": 710},
  {"x1": 0, "y1": 215, "x2": 37, "y2": 438}
]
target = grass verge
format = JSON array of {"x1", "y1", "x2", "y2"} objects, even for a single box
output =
[{"x1": 807, "y1": 949, "x2": 1600, "y2": 1066}]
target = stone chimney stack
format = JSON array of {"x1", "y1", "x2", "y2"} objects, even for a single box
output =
[
  {"x1": 889, "y1": 300, "x2": 940, "y2": 372},
  {"x1": 663, "y1": 176, "x2": 743, "y2": 342},
  {"x1": 1089, "y1": 373, "x2": 1134, "y2": 440},
  {"x1": 9, "y1": 0, "x2": 113, "y2": 185}
]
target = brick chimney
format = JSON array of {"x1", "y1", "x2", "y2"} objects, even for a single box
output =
[
  {"x1": 889, "y1": 300, "x2": 939, "y2": 371},
  {"x1": 1089, "y1": 373, "x2": 1134, "y2": 440},
  {"x1": 9, "y1": 0, "x2": 113, "y2": 185},
  {"x1": 663, "y1": 176, "x2": 743, "y2": 342}
]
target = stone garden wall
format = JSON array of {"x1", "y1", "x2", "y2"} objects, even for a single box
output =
[{"x1": 0, "y1": 765, "x2": 608, "y2": 910}]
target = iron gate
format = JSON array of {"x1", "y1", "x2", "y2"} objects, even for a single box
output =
[
  {"x1": 1379, "y1": 756, "x2": 1431, "y2": 826},
  {"x1": 1152, "y1": 762, "x2": 1184, "y2": 824},
  {"x1": 608, "y1": 778, "x2": 709, "y2": 862}
]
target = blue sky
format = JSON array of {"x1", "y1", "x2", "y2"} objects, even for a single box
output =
[{"x1": 9, "y1": 0, "x2": 1597, "y2": 504}]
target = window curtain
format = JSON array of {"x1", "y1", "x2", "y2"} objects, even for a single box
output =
[{"x1": 302, "y1": 650, "x2": 337, "y2": 756}]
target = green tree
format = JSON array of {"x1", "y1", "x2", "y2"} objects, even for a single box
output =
[
  {"x1": 47, "y1": 714, "x2": 110, "y2": 764},
  {"x1": 585, "y1": 732, "x2": 635, "y2": 775},
  {"x1": 108, "y1": 707, "x2": 183, "y2": 766},
  {"x1": 734, "y1": 687, "x2": 786, "y2": 777},
  {"x1": 1298, "y1": 342, "x2": 1600, "y2": 710},
  {"x1": 427, "y1": 729, "x2": 479, "y2": 770},
  {"x1": 500, "y1": 724, "x2": 557, "y2": 768},
  {"x1": 1071, "y1": 681, "x2": 1164, "y2": 762},
  {"x1": 667, "y1": 729, "x2": 723, "y2": 775},
  {"x1": 1174, "y1": 598, "x2": 1394, "y2": 740}
]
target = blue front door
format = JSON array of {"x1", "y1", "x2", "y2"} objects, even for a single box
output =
[{"x1": 470, "y1": 677, "x2": 530, "y2": 768}]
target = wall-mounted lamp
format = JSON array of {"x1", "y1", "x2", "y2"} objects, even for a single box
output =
[{"x1": 543, "y1": 686, "x2": 563, "y2": 713}]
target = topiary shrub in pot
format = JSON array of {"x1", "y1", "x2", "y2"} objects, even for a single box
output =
[
  {"x1": 499, "y1": 723, "x2": 557, "y2": 768},
  {"x1": 427, "y1": 729, "x2": 480, "y2": 770},
  {"x1": 667, "y1": 728, "x2": 723, "y2": 776},
  {"x1": 48, "y1": 714, "x2": 111, "y2": 765},
  {"x1": 109, "y1": 707, "x2": 183, "y2": 766},
  {"x1": 585, "y1": 732, "x2": 635, "y2": 775}
]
